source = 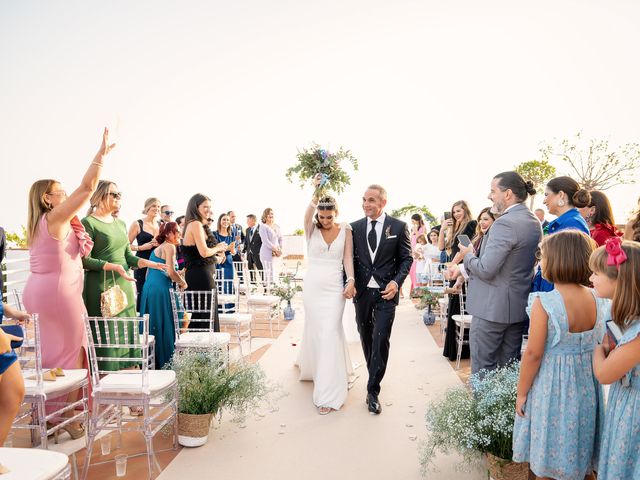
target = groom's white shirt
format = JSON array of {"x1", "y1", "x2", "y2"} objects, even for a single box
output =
[{"x1": 366, "y1": 212, "x2": 386, "y2": 288}]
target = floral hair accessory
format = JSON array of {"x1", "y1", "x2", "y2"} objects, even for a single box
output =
[{"x1": 605, "y1": 237, "x2": 627, "y2": 268}]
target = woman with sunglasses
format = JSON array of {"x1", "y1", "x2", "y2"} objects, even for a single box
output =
[
  {"x1": 23, "y1": 129, "x2": 115, "y2": 437},
  {"x1": 81, "y1": 181, "x2": 167, "y2": 372}
]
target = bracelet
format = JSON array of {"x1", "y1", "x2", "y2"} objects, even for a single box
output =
[
  {"x1": 345, "y1": 277, "x2": 355, "y2": 283},
  {"x1": 92, "y1": 161, "x2": 104, "y2": 167}
]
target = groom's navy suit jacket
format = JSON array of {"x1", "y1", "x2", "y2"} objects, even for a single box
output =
[{"x1": 351, "y1": 215, "x2": 413, "y2": 305}]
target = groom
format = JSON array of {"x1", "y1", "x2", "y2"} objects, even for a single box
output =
[{"x1": 349, "y1": 184, "x2": 413, "y2": 414}]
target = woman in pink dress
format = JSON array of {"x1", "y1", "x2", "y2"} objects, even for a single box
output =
[
  {"x1": 22, "y1": 129, "x2": 122, "y2": 437},
  {"x1": 408, "y1": 213, "x2": 426, "y2": 294}
]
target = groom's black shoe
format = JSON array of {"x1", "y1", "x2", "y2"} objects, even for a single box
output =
[{"x1": 366, "y1": 394, "x2": 382, "y2": 415}]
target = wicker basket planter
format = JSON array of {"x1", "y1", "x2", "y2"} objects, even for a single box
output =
[
  {"x1": 178, "y1": 413, "x2": 213, "y2": 447},
  {"x1": 487, "y1": 453, "x2": 529, "y2": 480}
]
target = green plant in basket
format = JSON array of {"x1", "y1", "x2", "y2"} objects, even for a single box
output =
[
  {"x1": 286, "y1": 143, "x2": 358, "y2": 196},
  {"x1": 420, "y1": 361, "x2": 520, "y2": 475},
  {"x1": 168, "y1": 348, "x2": 277, "y2": 422}
]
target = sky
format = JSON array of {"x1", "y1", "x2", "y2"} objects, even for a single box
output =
[{"x1": 1, "y1": 0, "x2": 639, "y2": 240}]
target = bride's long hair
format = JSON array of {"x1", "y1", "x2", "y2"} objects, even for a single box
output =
[{"x1": 315, "y1": 196, "x2": 339, "y2": 229}]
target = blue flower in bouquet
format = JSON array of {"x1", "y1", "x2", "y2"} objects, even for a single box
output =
[
  {"x1": 319, "y1": 173, "x2": 329, "y2": 187},
  {"x1": 319, "y1": 149, "x2": 328, "y2": 161}
]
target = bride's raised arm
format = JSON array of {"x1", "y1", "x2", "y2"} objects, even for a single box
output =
[
  {"x1": 343, "y1": 225, "x2": 356, "y2": 299},
  {"x1": 304, "y1": 174, "x2": 322, "y2": 240}
]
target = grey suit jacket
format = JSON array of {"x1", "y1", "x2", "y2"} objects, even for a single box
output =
[{"x1": 463, "y1": 203, "x2": 542, "y2": 324}]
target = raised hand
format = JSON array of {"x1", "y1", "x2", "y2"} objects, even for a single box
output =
[{"x1": 98, "y1": 127, "x2": 117, "y2": 157}]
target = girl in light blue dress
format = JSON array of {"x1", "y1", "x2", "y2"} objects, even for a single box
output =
[
  {"x1": 513, "y1": 230, "x2": 609, "y2": 480},
  {"x1": 591, "y1": 238, "x2": 640, "y2": 480}
]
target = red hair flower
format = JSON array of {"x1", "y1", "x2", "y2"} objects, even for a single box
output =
[{"x1": 605, "y1": 237, "x2": 627, "y2": 268}]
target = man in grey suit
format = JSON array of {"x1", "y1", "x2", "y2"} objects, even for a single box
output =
[{"x1": 455, "y1": 171, "x2": 542, "y2": 375}]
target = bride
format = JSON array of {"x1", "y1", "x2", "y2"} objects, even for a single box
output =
[{"x1": 297, "y1": 175, "x2": 356, "y2": 415}]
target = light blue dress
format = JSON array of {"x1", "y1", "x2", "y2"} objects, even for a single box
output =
[
  {"x1": 512, "y1": 289, "x2": 610, "y2": 480},
  {"x1": 598, "y1": 319, "x2": 640, "y2": 480}
]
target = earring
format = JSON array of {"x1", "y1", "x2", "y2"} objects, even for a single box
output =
[{"x1": 557, "y1": 199, "x2": 565, "y2": 207}]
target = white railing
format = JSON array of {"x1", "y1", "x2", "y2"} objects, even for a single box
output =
[{"x1": 2, "y1": 249, "x2": 30, "y2": 304}]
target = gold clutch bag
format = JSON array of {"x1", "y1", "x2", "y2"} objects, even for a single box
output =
[{"x1": 100, "y1": 270, "x2": 128, "y2": 317}]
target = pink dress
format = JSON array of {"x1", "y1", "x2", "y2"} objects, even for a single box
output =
[
  {"x1": 409, "y1": 226, "x2": 425, "y2": 291},
  {"x1": 23, "y1": 215, "x2": 93, "y2": 375}
]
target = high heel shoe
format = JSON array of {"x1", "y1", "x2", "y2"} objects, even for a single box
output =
[{"x1": 48, "y1": 422, "x2": 85, "y2": 444}]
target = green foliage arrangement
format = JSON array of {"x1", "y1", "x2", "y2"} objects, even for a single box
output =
[
  {"x1": 168, "y1": 349, "x2": 276, "y2": 422},
  {"x1": 271, "y1": 274, "x2": 302, "y2": 303},
  {"x1": 286, "y1": 143, "x2": 358, "y2": 196},
  {"x1": 390, "y1": 204, "x2": 437, "y2": 226},
  {"x1": 411, "y1": 286, "x2": 443, "y2": 310},
  {"x1": 420, "y1": 361, "x2": 520, "y2": 474},
  {"x1": 293, "y1": 229, "x2": 304, "y2": 236}
]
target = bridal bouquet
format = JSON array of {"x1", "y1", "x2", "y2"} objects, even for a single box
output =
[{"x1": 286, "y1": 143, "x2": 359, "y2": 196}]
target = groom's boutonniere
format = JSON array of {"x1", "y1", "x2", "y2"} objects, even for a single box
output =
[{"x1": 385, "y1": 226, "x2": 396, "y2": 240}]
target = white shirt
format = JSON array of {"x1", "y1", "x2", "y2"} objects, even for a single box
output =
[{"x1": 366, "y1": 212, "x2": 386, "y2": 288}]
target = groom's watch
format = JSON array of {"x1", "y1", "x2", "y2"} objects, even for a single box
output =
[{"x1": 345, "y1": 277, "x2": 355, "y2": 284}]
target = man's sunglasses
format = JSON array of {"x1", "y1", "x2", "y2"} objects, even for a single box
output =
[
  {"x1": 108, "y1": 192, "x2": 122, "y2": 200},
  {"x1": 163, "y1": 210, "x2": 174, "y2": 215}
]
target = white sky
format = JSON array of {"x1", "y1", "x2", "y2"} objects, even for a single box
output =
[{"x1": 1, "y1": 0, "x2": 639, "y2": 237}]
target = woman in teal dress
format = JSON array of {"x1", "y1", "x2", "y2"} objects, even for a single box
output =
[
  {"x1": 139, "y1": 222, "x2": 187, "y2": 369},
  {"x1": 82, "y1": 180, "x2": 166, "y2": 371},
  {"x1": 591, "y1": 239, "x2": 640, "y2": 480}
]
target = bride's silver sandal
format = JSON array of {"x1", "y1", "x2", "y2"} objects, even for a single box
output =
[{"x1": 318, "y1": 406, "x2": 332, "y2": 415}]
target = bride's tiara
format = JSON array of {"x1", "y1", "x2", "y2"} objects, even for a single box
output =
[{"x1": 317, "y1": 201, "x2": 336, "y2": 208}]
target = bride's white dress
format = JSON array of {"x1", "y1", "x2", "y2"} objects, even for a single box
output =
[{"x1": 297, "y1": 223, "x2": 354, "y2": 409}]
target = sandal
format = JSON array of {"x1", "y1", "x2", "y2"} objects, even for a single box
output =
[
  {"x1": 128, "y1": 406, "x2": 144, "y2": 416},
  {"x1": 317, "y1": 406, "x2": 332, "y2": 415}
]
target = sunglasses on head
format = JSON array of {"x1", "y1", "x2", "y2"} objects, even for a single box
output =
[
  {"x1": 108, "y1": 192, "x2": 122, "y2": 200},
  {"x1": 163, "y1": 210, "x2": 174, "y2": 215}
]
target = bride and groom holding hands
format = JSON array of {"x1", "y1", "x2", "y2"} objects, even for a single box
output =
[{"x1": 297, "y1": 175, "x2": 413, "y2": 415}]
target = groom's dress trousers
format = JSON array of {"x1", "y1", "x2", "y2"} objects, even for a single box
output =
[{"x1": 351, "y1": 214, "x2": 413, "y2": 396}]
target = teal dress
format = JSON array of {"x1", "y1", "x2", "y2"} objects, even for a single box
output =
[
  {"x1": 512, "y1": 289, "x2": 610, "y2": 480},
  {"x1": 598, "y1": 319, "x2": 640, "y2": 480},
  {"x1": 139, "y1": 250, "x2": 176, "y2": 369}
]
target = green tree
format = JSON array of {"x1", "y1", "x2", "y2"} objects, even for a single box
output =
[
  {"x1": 5, "y1": 226, "x2": 27, "y2": 249},
  {"x1": 515, "y1": 160, "x2": 556, "y2": 209},
  {"x1": 539, "y1": 132, "x2": 640, "y2": 191},
  {"x1": 390, "y1": 204, "x2": 437, "y2": 226}
]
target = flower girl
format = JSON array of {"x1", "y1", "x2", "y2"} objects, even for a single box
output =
[
  {"x1": 512, "y1": 230, "x2": 609, "y2": 480},
  {"x1": 591, "y1": 238, "x2": 640, "y2": 480}
]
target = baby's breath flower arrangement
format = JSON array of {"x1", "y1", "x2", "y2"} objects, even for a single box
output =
[
  {"x1": 286, "y1": 143, "x2": 358, "y2": 197},
  {"x1": 420, "y1": 361, "x2": 520, "y2": 475}
]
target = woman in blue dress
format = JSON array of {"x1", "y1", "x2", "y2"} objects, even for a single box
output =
[
  {"x1": 139, "y1": 222, "x2": 187, "y2": 369},
  {"x1": 0, "y1": 302, "x2": 30, "y2": 445},
  {"x1": 213, "y1": 213, "x2": 236, "y2": 312},
  {"x1": 532, "y1": 176, "x2": 591, "y2": 293},
  {"x1": 513, "y1": 231, "x2": 609, "y2": 480},
  {"x1": 591, "y1": 238, "x2": 640, "y2": 480}
]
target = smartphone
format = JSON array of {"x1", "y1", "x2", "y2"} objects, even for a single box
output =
[
  {"x1": 444, "y1": 211, "x2": 452, "y2": 220},
  {"x1": 457, "y1": 234, "x2": 471, "y2": 247}
]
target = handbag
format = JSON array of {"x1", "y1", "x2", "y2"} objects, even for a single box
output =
[{"x1": 100, "y1": 270, "x2": 128, "y2": 317}]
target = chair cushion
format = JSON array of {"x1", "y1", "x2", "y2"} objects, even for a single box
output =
[
  {"x1": 98, "y1": 370, "x2": 176, "y2": 394},
  {"x1": 0, "y1": 447, "x2": 69, "y2": 479},
  {"x1": 176, "y1": 332, "x2": 231, "y2": 347},
  {"x1": 452, "y1": 314, "x2": 473, "y2": 325},
  {"x1": 24, "y1": 369, "x2": 88, "y2": 397},
  {"x1": 247, "y1": 295, "x2": 280, "y2": 306},
  {"x1": 219, "y1": 313, "x2": 252, "y2": 325}
]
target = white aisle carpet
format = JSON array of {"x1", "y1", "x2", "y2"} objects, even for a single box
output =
[{"x1": 159, "y1": 299, "x2": 485, "y2": 480}]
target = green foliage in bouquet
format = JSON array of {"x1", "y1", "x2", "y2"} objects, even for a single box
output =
[
  {"x1": 411, "y1": 287, "x2": 443, "y2": 310},
  {"x1": 286, "y1": 143, "x2": 358, "y2": 196},
  {"x1": 271, "y1": 274, "x2": 302, "y2": 303},
  {"x1": 6, "y1": 226, "x2": 27, "y2": 249},
  {"x1": 168, "y1": 348, "x2": 277, "y2": 422},
  {"x1": 420, "y1": 361, "x2": 520, "y2": 474}
]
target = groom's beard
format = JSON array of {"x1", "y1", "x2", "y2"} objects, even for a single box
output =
[{"x1": 490, "y1": 201, "x2": 505, "y2": 215}]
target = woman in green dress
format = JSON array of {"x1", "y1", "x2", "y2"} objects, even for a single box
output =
[{"x1": 82, "y1": 180, "x2": 167, "y2": 372}]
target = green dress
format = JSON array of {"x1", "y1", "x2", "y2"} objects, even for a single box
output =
[{"x1": 81, "y1": 215, "x2": 141, "y2": 371}]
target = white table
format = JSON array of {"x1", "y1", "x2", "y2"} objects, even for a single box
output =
[{"x1": 0, "y1": 447, "x2": 69, "y2": 479}]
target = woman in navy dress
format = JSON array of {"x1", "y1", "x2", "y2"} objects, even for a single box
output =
[
  {"x1": 128, "y1": 197, "x2": 161, "y2": 312},
  {"x1": 213, "y1": 213, "x2": 236, "y2": 312}
]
